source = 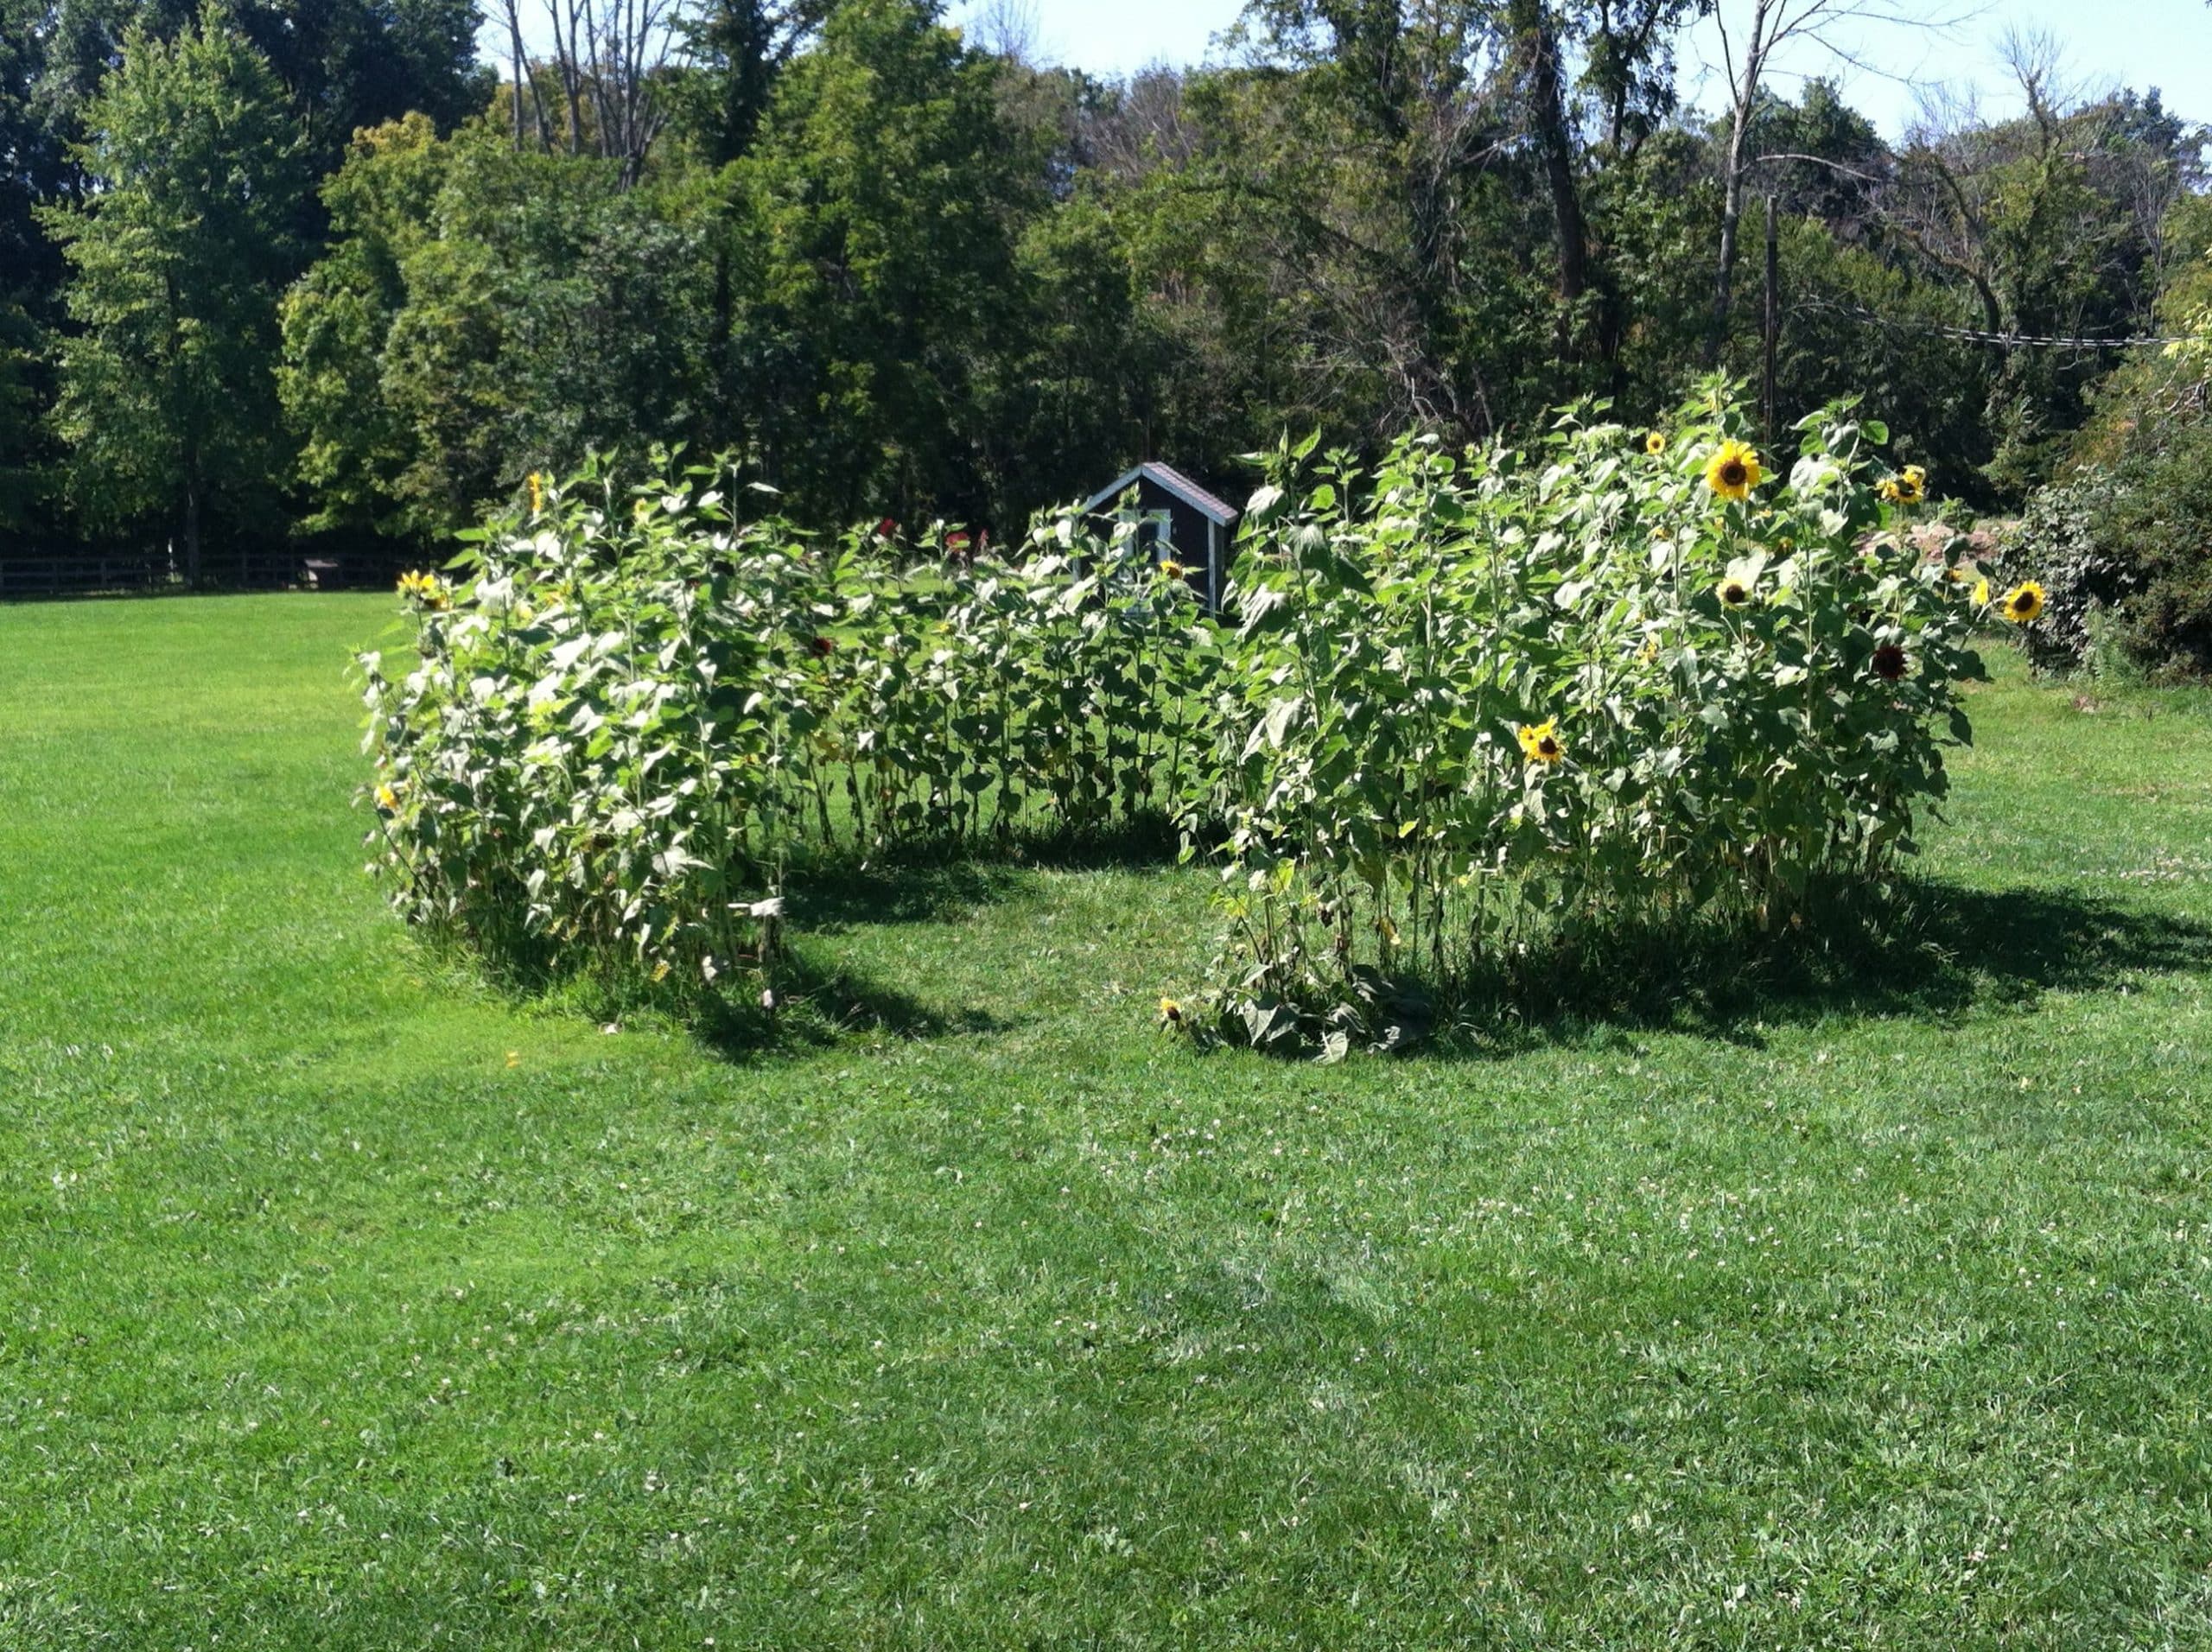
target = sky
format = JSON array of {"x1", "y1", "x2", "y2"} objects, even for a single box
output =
[{"x1": 946, "y1": 0, "x2": 2212, "y2": 137}]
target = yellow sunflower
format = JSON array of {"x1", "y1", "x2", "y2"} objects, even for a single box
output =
[
  {"x1": 1516, "y1": 719, "x2": 1565, "y2": 765},
  {"x1": 1718, "y1": 576, "x2": 1752, "y2": 608},
  {"x1": 1704, "y1": 439, "x2": 1763, "y2": 501},
  {"x1": 527, "y1": 471, "x2": 543, "y2": 514},
  {"x1": 374, "y1": 781, "x2": 400, "y2": 811},
  {"x1": 1645, "y1": 431, "x2": 1667, "y2": 455},
  {"x1": 2002, "y1": 580, "x2": 2045, "y2": 624},
  {"x1": 1973, "y1": 576, "x2": 1992, "y2": 607},
  {"x1": 1159, "y1": 996, "x2": 1182, "y2": 1023},
  {"x1": 1159, "y1": 559, "x2": 1185, "y2": 581}
]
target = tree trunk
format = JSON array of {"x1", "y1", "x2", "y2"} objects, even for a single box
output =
[
  {"x1": 1510, "y1": 0, "x2": 1588, "y2": 305},
  {"x1": 1706, "y1": 0, "x2": 1771, "y2": 366},
  {"x1": 1707, "y1": 107, "x2": 1751, "y2": 365}
]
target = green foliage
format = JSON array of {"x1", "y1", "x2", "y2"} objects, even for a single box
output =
[
  {"x1": 282, "y1": 119, "x2": 721, "y2": 541},
  {"x1": 1189, "y1": 391, "x2": 1996, "y2": 1052},
  {"x1": 364, "y1": 393, "x2": 2043, "y2": 1056},
  {"x1": 39, "y1": 1, "x2": 305, "y2": 569},
  {"x1": 2002, "y1": 423, "x2": 2212, "y2": 681},
  {"x1": 359, "y1": 456, "x2": 1210, "y2": 989},
  {"x1": 730, "y1": 0, "x2": 1039, "y2": 528}
]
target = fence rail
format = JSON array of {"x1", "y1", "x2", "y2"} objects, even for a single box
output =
[{"x1": 0, "y1": 547, "x2": 411, "y2": 601}]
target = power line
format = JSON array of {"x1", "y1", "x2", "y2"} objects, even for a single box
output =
[{"x1": 1791, "y1": 296, "x2": 2190, "y2": 352}]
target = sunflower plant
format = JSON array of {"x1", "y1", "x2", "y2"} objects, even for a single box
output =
[
  {"x1": 359, "y1": 453, "x2": 1213, "y2": 998},
  {"x1": 1176, "y1": 386, "x2": 2012, "y2": 1055}
]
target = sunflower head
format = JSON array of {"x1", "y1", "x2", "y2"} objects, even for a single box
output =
[
  {"x1": 2002, "y1": 580, "x2": 2046, "y2": 624},
  {"x1": 810, "y1": 635, "x2": 835, "y2": 658},
  {"x1": 1645, "y1": 431, "x2": 1667, "y2": 456},
  {"x1": 397, "y1": 569, "x2": 451, "y2": 610},
  {"x1": 373, "y1": 781, "x2": 400, "y2": 811},
  {"x1": 527, "y1": 472, "x2": 543, "y2": 514},
  {"x1": 1160, "y1": 559, "x2": 1186, "y2": 581},
  {"x1": 1718, "y1": 577, "x2": 1751, "y2": 608},
  {"x1": 1872, "y1": 642, "x2": 1908, "y2": 683},
  {"x1": 1158, "y1": 996, "x2": 1182, "y2": 1024},
  {"x1": 1705, "y1": 439, "x2": 1763, "y2": 501},
  {"x1": 1516, "y1": 719, "x2": 1565, "y2": 765},
  {"x1": 1973, "y1": 576, "x2": 1992, "y2": 607}
]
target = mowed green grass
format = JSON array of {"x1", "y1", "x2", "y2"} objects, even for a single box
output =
[{"x1": 4, "y1": 594, "x2": 2212, "y2": 1650}]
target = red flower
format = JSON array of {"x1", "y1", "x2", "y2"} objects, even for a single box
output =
[
  {"x1": 1872, "y1": 642, "x2": 1907, "y2": 683},
  {"x1": 810, "y1": 636, "x2": 835, "y2": 658},
  {"x1": 876, "y1": 518, "x2": 897, "y2": 537}
]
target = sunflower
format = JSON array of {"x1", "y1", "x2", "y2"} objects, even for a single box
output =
[
  {"x1": 1516, "y1": 719, "x2": 1565, "y2": 765},
  {"x1": 1159, "y1": 996, "x2": 1182, "y2": 1023},
  {"x1": 1704, "y1": 439, "x2": 1763, "y2": 501},
  {"x1": 1645, "y1": 431, "x2": 1667, "y2": 455},
  {"x1": 396, "y1": 569, "x2": 451, "y2": 610},
  {"x1": 1718, "y1": 577, "x2": 1752, "y2": 608},
  {"x1": 1160, "y1": 559, "x2": 1186, "y2": 581},
  {"x1": 2002, "y1": 581, "x2": 2045, "y2": 624},
  {"x1": 810, "y1": 635, "x2": 835, "y2": 658},
  {"x1": 527, "y1": 471, "x2": 543, "y2": 514},
  {"x1": 1872, "y1": 642, "x2": 1908, "y2": 683},
  {"x1": 373, "y1": 781, "x2": 400, "y2": 811},
  {"x1": 1973, "y1": 576, "x2": 1991, "y2": 607}
]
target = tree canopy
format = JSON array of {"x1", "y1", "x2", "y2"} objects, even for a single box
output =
[{"x1": 0, "y1": 0, "x2": 2205, "y2": 566}]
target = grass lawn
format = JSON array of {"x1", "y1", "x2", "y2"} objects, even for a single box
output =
[{"x1": 5, "y1": 592, "x2": 2212, "y2": 1649}]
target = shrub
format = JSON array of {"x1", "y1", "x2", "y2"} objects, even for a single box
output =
[
  {"x1": 1991, "y1": 468, "x2": 2133, "y2": 675},
  {"x1": 2001, "y1": 418, "x2": 2212, "y2": 680},
  {"x1": 1185, "y1": 393, "x2": 2000, "y2": 1054}
]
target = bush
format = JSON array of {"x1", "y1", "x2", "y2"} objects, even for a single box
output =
[
  {"x1": 1184, "y1": 392, "x2": 2006, "y2": 1054},
  {"x1": 2001, "y1": 418, "x2": 2212, "y2": 679}
]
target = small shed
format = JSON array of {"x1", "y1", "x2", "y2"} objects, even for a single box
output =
[{"x1": 1081, "y1": 461, "x2": 1240, "y2": 613}]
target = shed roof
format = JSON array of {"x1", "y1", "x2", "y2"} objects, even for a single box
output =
[{"x1": 1082, "y1": 461, "x2": 1240, "y2": 527}]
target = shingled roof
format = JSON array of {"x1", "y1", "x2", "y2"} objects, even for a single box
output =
[{"x1": 1081, "y1": 461, "x2": 1240, "y2": 526}]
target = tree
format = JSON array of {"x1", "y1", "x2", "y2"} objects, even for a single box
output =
[
  {"x1": 733, "y1": 0, "x2": 1039, "y2": 524},
  {"x1": 667, "y1": 0, "x2": 836, "y2": 164},
  {"x1": 41, "y1": 3, "x2": 305, "y2": 577},
  {"x1": 1700, "y1": 0, "x2": 1956, "y2": 362},
  {"x1": 282, "y1": 118, "x2": 721, "y2": 539}
]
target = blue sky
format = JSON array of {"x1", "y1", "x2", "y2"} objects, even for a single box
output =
[{"x1": 950, "y1": 0, "x2": 2212, "y2": 137}]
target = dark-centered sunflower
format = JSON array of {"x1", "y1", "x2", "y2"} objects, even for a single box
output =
[
  {"x1": 1704, "y1": 439, "x2": 1763, "y2": 501},
  {"x1": 2002, "y1": 581, "x2": 2046, "y2": 624},
  {"x1": 1516, "y1": 719, "x2": 1565, "y2": 765}
]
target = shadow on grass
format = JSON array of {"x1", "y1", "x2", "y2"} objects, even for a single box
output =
[
  {"x1": 784, "y1": 811, "x2": 1190, "y2": 933},
  {"x1": 1427, "y1": 878, "x2": 2212, "y2": 1057},
  {"x1": 688, "y1": 944, "x2": 1015, "y2": 1063}
]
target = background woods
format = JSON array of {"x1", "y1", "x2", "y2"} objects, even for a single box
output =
[{"x1": 0, "y1": 0, "x2": 2207, "y2": 568}]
